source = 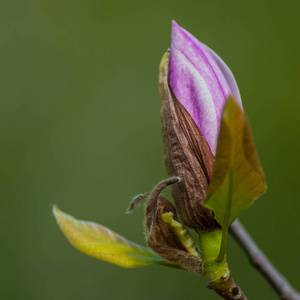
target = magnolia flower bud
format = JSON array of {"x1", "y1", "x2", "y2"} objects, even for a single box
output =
[{"x1": 160, "y1": 22, "x2": 242, "y2": 231}]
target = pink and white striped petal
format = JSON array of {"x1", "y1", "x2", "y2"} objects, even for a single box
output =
[{"x1": 169, "y1": 21, "x2": 241, "y2": 154}]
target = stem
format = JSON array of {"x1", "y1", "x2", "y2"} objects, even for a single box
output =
[
  {"x1": 199, "y1": 229, "x2": 247, "y2": 299},
  {"x1": 229, "y1": 220, "x2": 300, "y2": 300},
  {"x1": 198, "y1": 229, "x2": 228, "y2": 282}
]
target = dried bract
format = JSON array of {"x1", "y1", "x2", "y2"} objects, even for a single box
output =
[{"x1": 159, "y1": 52, "x2": 216, "y2": 231}]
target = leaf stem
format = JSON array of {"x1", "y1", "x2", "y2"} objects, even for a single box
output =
[
  {"x1": 229, "y1": 219, "x2": 300, "y2": 300},
  {"x1": 217, "y1": 170, "x2": 233, "y2": 262},
  {"x1": 217, "y1": 225, "x2": 229, "y2": 262}
]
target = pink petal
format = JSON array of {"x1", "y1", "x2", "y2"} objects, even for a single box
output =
[{"x1": 169, "y1": 21, "x2": 241, "y2": 154}]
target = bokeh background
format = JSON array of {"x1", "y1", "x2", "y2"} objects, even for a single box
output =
[{"x1": 1, "y1": 0, "x2": 299, "y2": 299}]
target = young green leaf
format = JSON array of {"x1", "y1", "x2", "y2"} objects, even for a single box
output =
[
  {"x1": 202, "y1": 97, "x2": 266, "y2": 259},
  {"x1": 53, "y1": 205, "x2": 169, "y2": 268},
  {"x1": 161, "y1": 212, "x2": 201, "y2": 259}
]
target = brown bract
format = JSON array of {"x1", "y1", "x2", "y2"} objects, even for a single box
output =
[
  {"x1": 145, "y1": 192, "x2": 202, "y2": 274},
  {"x1": 159, "y1": 52, "x2": 217, "y2": 232},
  {"x1": 129, "y1": 178, "x2": 202, "y2": 274}
]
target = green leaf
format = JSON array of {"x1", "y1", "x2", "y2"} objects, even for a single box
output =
[
  {"x1": 53, "y1": 205, "x2": 168, "y2": 268},
  {"x1": 202, "y1": 97, "x2": 266, "y2": 259}
]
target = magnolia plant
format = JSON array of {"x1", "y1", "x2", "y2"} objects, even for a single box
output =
[{"x1": 54, "y1": 21, "x2": 300, "y2": 300}]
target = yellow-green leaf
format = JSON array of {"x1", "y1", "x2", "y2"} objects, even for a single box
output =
[
  {"x1": 53, "y1": 205, "x2": 167, "y2": 268},
  {"x1": 202, "y1": 97, "x2": 266, "y2": 250}
]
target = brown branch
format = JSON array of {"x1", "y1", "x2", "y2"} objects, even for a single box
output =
[
  {"x1": 208, "y1": 272, "x2": 247, "y2": 300},
  {"x1": 229, "y1": 220, "x2": 300, "y2": 300}
]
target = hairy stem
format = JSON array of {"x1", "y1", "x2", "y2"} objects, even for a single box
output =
[{"x1": 229, "y1": 220, "x2": 300, "y2": 300}]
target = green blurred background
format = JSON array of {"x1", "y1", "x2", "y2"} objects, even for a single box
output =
[{"x1": 1, "y1": 0, "x2": 299, "y2": 299}]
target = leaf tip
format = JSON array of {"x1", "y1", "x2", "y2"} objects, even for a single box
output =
[{"x1": 53, "y1": 204, "x2": 60, "y2": 220}]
